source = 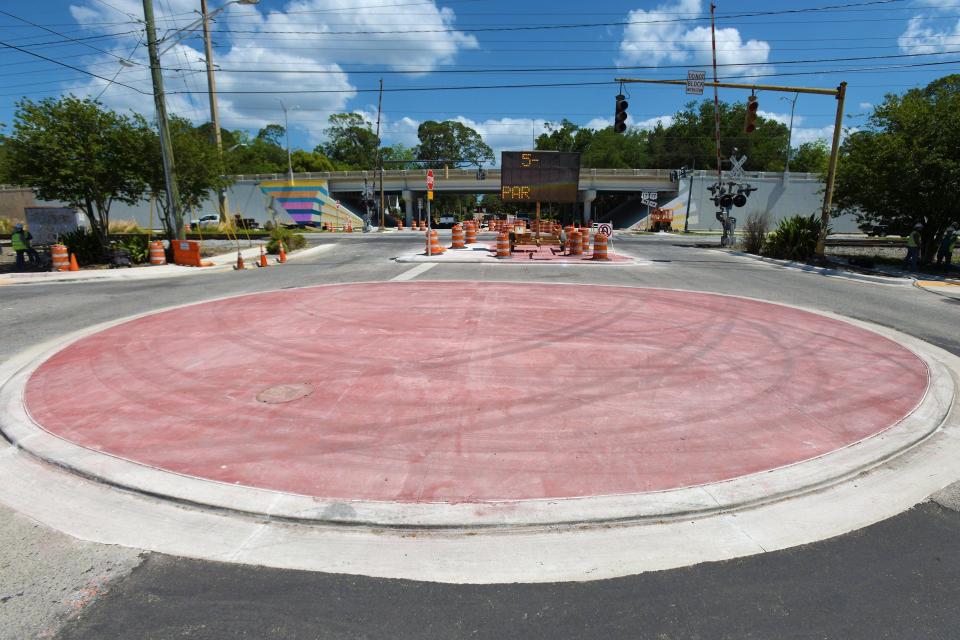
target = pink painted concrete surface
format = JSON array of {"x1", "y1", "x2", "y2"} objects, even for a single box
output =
[{"x1": 25, "y1": 283, "x2": 928, "y2": 503}]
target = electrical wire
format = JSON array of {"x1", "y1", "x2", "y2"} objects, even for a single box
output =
[
  {"x1": 0, "y1": 38, "x2": 149, "y2": 94},
  {"x1": 0, "y1": 10, "x2": 145, "y2": 65}
]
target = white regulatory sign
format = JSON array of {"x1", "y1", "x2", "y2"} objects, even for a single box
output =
[
  {"x1": 596, "y1": 223, "x2": 613, "y2": 237},
  {"x1": 686, "y1": 70, "x2": 706, "y2": 95}
]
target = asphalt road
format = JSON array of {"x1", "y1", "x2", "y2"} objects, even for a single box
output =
[{"x1": 2, "y1": 232, "x2": 959, "y2": 639}]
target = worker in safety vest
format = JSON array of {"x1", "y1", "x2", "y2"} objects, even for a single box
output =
[
  {"x1": 904, "y1": 223, "x2": 922, "y2": 272},
  {"x1": 937, "y1": 225, "x2": 957, "y2": 271},
  {"x1": 11, "y1": 223, "x2": 40, "y2": 271}
]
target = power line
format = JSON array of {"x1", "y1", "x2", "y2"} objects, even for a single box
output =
[
  {"x1": 165, "y1": 48, "x2": 960, "y2": 76},
  {"x1": 206, "y1": 0, "x2": 908, "y2": 36},
  {"x1": 0, "y1": 38, "x2": 149, "y2": 94},
  {"x1": 0, "y1": 10, "x2": 144, "y2": 65}
]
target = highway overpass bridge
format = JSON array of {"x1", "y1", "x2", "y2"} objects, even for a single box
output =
[
  {"x1": 4, "y1": 167, "x2": 847, "y2": 231},
  {"x1": 226, "y1": 168, "x2": 825, "y2": 227}
]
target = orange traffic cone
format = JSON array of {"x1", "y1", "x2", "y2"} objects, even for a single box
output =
[
  {"x1": 68, "y1": 253, "x2": 79, "y2": 272},
  {"x1": 259, "y1": 246, "x2": 268, "y2": 268},
  {"x1": 278, "y1": 241, "x2": 287, "y2": 264},
  {"x1": 235, "y1": 250, "x2": 244, "y2": 270}
]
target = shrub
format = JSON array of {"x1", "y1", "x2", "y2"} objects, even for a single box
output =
[
  {"x1": 762, "y1": 214, "x2": 829, "y2": 262},
  {"x1": 0, "y1": 218, "x2": 14, "y2": 234},
  {"x1": 108, "y1": 219, "x2": 143, "y2": 233},
  {"x1": 266, "y1": 226, "x2": 306, "y2": 254},
  {"x1": 60, "y1": 228, "x2": 105, "y2": 265},
  {"x1": 741, "y1": 211, "x2": 770, "y2": 255},
  {"x1": 113, "y1": 235, "x2": 149, "y2": 264}
]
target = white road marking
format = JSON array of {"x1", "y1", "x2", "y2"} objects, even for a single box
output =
[{"x1": 392, "y1": 263, "x2": 437, "y2": 281}]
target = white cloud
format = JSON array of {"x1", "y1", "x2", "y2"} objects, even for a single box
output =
[
  {"x1": 65, "y1": 0, "x2": 477, "y2": 133},
  {"x1": 898, "y1": 0, "x2": 960, "y2": 54},
  {"x1": 790, "y1": 125, "x2": 859, "y2": 147},
  {"x1": 858, "y1": 102, "x2": 874, "y2": 110},
  {"x1": 619, "y1": 0, "x2": 772, "y2": 78}
]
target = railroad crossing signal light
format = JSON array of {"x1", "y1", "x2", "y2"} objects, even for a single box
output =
[
  {"x1": 744, "y1": 94, "x2": 759, "y2": 134},
  {"x1": 614, "y1": 94, "x2": 629, "y2": 134}
]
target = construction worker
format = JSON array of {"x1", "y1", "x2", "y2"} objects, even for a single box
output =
[
  {"x1": 936, "y1": 225, "x2": 957, "y2": 271},
  {"x1": 11, "y1": 223, "x2": 40, "y2": 271},
  {"x1": 904, "y1": 223, "x2": 922, "y2": 272}
]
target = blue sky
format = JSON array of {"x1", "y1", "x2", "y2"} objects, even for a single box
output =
[{"x1": 2, "y1": 0, "x2": 960, "y2": 165}]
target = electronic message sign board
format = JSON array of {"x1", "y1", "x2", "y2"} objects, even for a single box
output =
[{"x1": 500, "y1": 151, "x2": 581, "y2": 203}]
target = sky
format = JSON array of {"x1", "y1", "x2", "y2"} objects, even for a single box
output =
[{"x1": 1, "y1": 0, "x2": 960, "y2": 166}]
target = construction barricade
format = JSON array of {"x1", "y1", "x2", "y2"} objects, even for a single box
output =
[
  {"x1": 451, "y1": 224, "x2": 466, "y2": 249},
  {"x1": 592, "y1": 233, "x2": 610, "y2": 260},
  {"x1": 51, "y1": 244, "x2": 69, "y2": 271},
  {"x1": 580, "y1": 227, "x2": 590, "y2": 254},
  {"x1": 465, "y1": 221, "x2": 477, "y2": 244},
  {"x1": 495, "y1": 232, "x2": 511, "y2": 258},
  {"x1": 148, "y1": 241, "x2": 166, "y2": 265},
  {"x1": 569, "y1": 230, "x2": 582, "y2": 255}
]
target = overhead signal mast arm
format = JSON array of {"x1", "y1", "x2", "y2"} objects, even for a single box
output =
[{"x1": 614, "y1": 76, "x2": 846, "y2": 257}]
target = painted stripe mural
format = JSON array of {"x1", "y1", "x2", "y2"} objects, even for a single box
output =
[{"x1": 260, "y1": 180, "x2": 364, "y2": 227}]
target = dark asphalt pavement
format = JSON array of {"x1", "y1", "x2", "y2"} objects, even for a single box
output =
[{"x1": 55, "y1": 503, "x2": 960, "y2": 640}]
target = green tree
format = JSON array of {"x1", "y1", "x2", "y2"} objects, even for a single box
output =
[
  {"x1": 223, "y1": 129, "x2": 289, "y2": 174},
  {"x1": 322, "y1": 113, "x2": 379, "y2": 169},
  {"x1": 416, "y1": 120, "x2": 494, "y2": 168},
  {"x1": 137, "y1": 115, "x2": 231, "y2": 236},
  {"x1": 646, "y1": 100, "x2": 789, "y2": 170},
  {"x1": 290, "y1": 149, "x2": 336, "y2": 173},
  {"x1": 536, "y1": 119, "x2": 594, "y2": 154},
  {"x1": 789, "y1": 140, "x2": 830, "y2": 174},
  {"x1": 382, "y1": 143, "x2": 417, "y2": 169},
  {"x1": 5, "y1": 95, "x2": 147, "y2": 245},
  {"x1": 257, "y1": 124, "x2": 286, "y2": 147},
  {"x1": 581, "y1": 127, "x2": 647, "y2": 168},
  {"x1": 834, "y1": 74, "x2": 960, "y2": 263}
]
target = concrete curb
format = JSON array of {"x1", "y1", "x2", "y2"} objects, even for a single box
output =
[
  {"x1": 0, "y1": 283, "x2": 952, "y2": 530},
  {"x1": 720, "y1": 249, "x2": 914, "y2": 286},
  {"x1": 0, "y1": 243, "x2": 333, "y2": 286}
]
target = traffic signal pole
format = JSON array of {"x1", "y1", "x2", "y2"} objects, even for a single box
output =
[{"x1": 615, "y1": 76, "x2": 846, "y2": 258}]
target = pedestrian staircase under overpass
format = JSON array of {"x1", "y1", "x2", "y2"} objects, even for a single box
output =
[{"x1": 595, "y1": 197, "x2": 666, "y2": 230}]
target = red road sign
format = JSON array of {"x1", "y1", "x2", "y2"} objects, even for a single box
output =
[{"x1": 426, "y1": 169, "x2": 434, "y2": 190}]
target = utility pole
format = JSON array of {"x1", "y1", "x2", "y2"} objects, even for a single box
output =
[
  {"x1": 376, "y1": 78, "x2": 385, "y2": 230},
  {"x1": 709, "y1": 2, "x2": 730, "y2": 246},
  {"x1": 200, "y1": 0, "x2": 229, "y2": 224},
  {"x1": 142, "y1": 0, "x2": 183, "y2": 240}
]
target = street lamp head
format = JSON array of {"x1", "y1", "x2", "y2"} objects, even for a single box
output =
[
  {"x1": 236, "y1": 0, "x2": 260, "y2": 4},
  {"x1": 119, "y1": 59, "x2": 135, "y2": 68}
]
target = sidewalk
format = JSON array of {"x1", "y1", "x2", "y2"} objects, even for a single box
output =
[{"x1": 0, "y1": 242, "x2": 331, "y2": 286}]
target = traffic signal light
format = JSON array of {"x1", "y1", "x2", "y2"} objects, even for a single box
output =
[
  {"x1": 744, "y1": 94, "x2": 758, "y2": 133},
  {"x1": 614, "y1": 94, "x2": 628, "y2": 134}
]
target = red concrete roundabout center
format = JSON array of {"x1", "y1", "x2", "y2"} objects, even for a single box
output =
[{"x1": 25, "y1": 282, "x2": 928, "y2": 509}]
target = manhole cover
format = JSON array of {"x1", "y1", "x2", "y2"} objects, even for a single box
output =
[{"x1": 256, "y1": 383, "x2": 314, "y2": 404}]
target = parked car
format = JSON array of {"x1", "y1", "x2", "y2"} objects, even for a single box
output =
[{"x1": 189, "y1": 214, "x2": 220, "y2": 227}]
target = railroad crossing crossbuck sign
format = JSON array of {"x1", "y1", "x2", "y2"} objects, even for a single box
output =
[{"x1": 729, "y1": 155, "x2": 747, "y2": 181}]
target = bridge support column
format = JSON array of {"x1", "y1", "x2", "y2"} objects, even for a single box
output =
[
  {"x1": 581, "y1": 190, "x2": 597, "y2": 224},
  {"x1": 402, "y1": 190, "x2": 414, "y2": 227}
]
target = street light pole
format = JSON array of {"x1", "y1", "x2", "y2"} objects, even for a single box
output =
[
  {"x1": 277, "y1": 99, "x2": 294, "y2": 184},
  {"x1": 782, "y1": 92, "x2": 799, "y2": 176},
  {"x1": 142, "y1": 0, "x2": 183, "y2": 240}
]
